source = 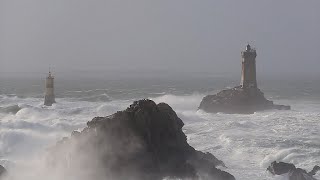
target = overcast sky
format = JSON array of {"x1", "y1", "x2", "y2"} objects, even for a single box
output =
[{"x1": 1, "y1": 0, "x2": 319, "y2": 78}]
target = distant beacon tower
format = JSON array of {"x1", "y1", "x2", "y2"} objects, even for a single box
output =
[
  {"x1": 240, "y1": 44, "x2": 257, "y2": 89},
  {"x1": 44, "y1": 71, "x2": 56, "y2": 106}
]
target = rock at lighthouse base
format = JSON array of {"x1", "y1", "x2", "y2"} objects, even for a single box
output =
[{"x1": 199, "y1": 86, "x2": 290, "y2": 114}]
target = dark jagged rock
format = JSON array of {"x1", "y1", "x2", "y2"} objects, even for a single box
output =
[
  {"x1": 267, "y1": 161, "x2": 320, "y2": 180},
  {"x1": 48, "y1": 99, "x2": 235, "y2": 180},
  {"x1": 0, "y1": 165, "x2": 7, "y2": 179},
  {"x1": 199, "y1": 86, "x2": 290, "y2": 114}
]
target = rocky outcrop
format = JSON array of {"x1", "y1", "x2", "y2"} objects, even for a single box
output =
[
  {"x1": 199, "y1": 86, "x2": 290, "y2": 114},
  {"x1": 48, "y1": 99, "x2": 235, "y2": 180},
  {"x1": 267, "y1": 161, "x2": 320, "y2": 180},
  {"x1": 0, "y1": 165, "x2": 7, "y2": 179}
]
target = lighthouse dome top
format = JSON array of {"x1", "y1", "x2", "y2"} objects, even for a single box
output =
[
  {"x1": 47, "y1": 71, "x2": 54, "y2": 79},
  {"x1": 246, "y1": 44, "x2": 251, "y2": 51}
]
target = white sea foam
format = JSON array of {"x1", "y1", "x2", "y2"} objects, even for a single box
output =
[{"x1": 0, "y1": 93, "x2": 319, "y2": 180}]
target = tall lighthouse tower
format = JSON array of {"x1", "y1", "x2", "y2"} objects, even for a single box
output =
[
  {"x1": 44, "y1": 71, "x2": 56, "y2": 106},
  {"x1": 240, "y1": 44, "x2": 257, "y2": 89}
]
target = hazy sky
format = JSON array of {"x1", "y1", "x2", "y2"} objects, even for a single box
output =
[{"x1": 1, "y1": 0, "x2": 319, "y2": 77}]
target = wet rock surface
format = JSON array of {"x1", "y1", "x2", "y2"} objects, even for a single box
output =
[
  {"x1": 0, "y1": 165, "x2": 7, "y2": 179},
  {"x1": 48, "y1": 99, "x2": 235, "y2": 180},
  {"x1": 267, "y1": 161, "x2": 320, "y2": 180},
  {"x1": 199, "y1": 86, "x2": 290, "y2": 114}
]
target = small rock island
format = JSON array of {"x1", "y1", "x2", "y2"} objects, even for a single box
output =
[
  {"x1": 48, "y1": 99, "x2": 235, "y2": 180},
  {"x1": 199, "y1": 44, "x2": 290, "y2": 114},
  {"x1": 267, "y1": 161, "x2": 319, "y2": 180}
]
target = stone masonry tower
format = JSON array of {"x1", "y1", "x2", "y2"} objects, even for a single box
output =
[
  {"x1": 240, "y1": 44, "x2": 257, "y2": 89},
  {"x1": 44, "y1": 71, "x2": 56, "y2": 106}
]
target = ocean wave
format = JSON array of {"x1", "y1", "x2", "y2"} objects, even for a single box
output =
[
  {"x1": 261, "y1": 148, "x2": 299, "y2": 168},
  {"x1": 151, "y1": 93, "x2": 204, "y2": 111},
  {"x1": 78, "y1": 93, "x2": 111, "y2": 102},
  {"x1": 62, "y1": 89, "x2": 112, "y2": 102},
  {"x1": 1, "y1": 120, "x2": 53, "y2": 133}
]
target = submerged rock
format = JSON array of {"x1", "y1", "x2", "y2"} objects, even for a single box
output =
[
  {"x1": 267, "y1": 161, "x2": 320, "y2": 180},
  {"x1": 48, "y1": 99, "x2": 235, "y2": 180},
  {"x1": 199, "y1": 86, "x2": 290, "y2": 114},
  {"x1": 0, "y1": 104, "x2": 22, "y2": 114},
  {"x1": 0, "y1": 165, "x2": 7, "y2": 179}
]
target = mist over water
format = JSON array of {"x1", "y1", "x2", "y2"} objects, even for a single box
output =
[
  {"x1": 1, "y1": 0, "x2": 320, "y2": 179},
  {"x1": 0, "y1": 76, "x2": 320, "y2": 180}
]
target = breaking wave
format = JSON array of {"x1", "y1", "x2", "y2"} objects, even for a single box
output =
[{"x1": 78, "y1": 93, "x2": 111, "y2": 102}]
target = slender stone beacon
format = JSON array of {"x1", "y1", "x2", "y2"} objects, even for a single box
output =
[
  {"x1": 44, "y1": 71, "x2": 56, "y2": 106},
  {"x1": 241, "y1": 44, "x2": 257, "y2": 89}
]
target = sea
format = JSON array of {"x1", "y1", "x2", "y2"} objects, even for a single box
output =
[{"x1": 0, "y1": 74, "x2": 319, "y2": 180}]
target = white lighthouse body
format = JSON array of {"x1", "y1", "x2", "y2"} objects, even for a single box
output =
[{"x1": 44, "y1": 72, "x2": 56, "y2": 106}]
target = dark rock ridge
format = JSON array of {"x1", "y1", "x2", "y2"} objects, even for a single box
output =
[
  {"x1": 199, "y1": 86, "x2": 290, "y2": 114},
  {"x1": 267, "y1": 161, "x2": 320, "y2": 180},
  {"x1": 0, "y1": 165, "x2": 7, "y2": 179},
  {"x1": 48, "y1": 99, "x2": 235, "y2": 180}
]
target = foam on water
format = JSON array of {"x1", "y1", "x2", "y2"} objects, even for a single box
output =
[
  {"x1": 0, "y1": 92, "x2": 319, "y2": 180},
  {"x1": 152, "y1": 94, "x2": 320, "y2": 179}
]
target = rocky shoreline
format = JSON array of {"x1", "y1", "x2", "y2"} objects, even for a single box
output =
[{"x1": 199, "y1": 86, "x2": 290, "y2": 114}]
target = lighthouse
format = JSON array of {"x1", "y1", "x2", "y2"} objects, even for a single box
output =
[
  {"x1": 44, "y1": 71, "x2": 56, "y2": 106},
  {"x1": 240, "y1": 44, "x2": 257, "y2": 89}
]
